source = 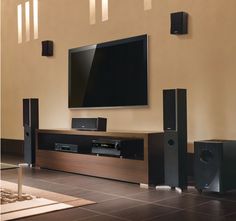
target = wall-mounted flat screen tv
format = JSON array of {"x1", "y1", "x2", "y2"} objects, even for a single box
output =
[{"x1": 68, "y1": 34, "x2": 148, "y2": 108}]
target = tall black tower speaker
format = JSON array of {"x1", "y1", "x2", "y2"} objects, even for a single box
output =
[
  {"x1": 23, "y1": 98, "x2": 39, "y2": 165},
  {"x1": 194, "y1": 140, "x2": 236, "y2": 193},
  {"x1": 163, "y1": 89, "x2": 187, "y2": 189}
]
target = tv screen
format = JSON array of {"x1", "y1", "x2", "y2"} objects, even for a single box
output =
[{"x1": 68, "y1": 35, "x2": 148, "y2": 108}]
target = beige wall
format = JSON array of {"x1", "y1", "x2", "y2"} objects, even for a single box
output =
[{"x1": 2, "y1": 0, "x2": 236, "y2": 152}]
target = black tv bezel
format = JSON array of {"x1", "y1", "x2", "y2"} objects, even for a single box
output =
[{"x1": 68, "y1": 34, "x2": 148, "y2": 109}]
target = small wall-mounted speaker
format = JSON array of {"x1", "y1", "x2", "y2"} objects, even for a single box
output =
[
  {"x1": 42, "y1": 40, "x2": 53, "y2": 56},
  {"x1": 170, "y1": 12, "x2": 188, "y2": 35}
]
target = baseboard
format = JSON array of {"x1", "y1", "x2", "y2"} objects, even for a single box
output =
[{"x1": 1, "y1": 138, "x2": 24, "y2": 156}]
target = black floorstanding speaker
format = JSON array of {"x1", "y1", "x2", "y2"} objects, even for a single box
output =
[
  {"x1": 23, "y1": 98, "x2": 39, "y2": 165},
  {"x1": 194, "y1": 140, "x2": 236, "y2": 193},
  {"x1": 163, "y1": 89, "x2": 187, "y2": 189}
]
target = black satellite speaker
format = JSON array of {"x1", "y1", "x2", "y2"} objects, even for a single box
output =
[
  {"x1": 42, "y1": 40, "x2": 53, "y2": 56},
  {"x1": 23, "y1": 98, "x2": 39, "y2": 165},
  {"x1": 71, "y1": 117, "x2": 107, "y2": 131},
  {"x1": 170, "y1": 12, "x2": 188, "y2": 35},
  {"x1": 194, "y1": 140, "x2": 236, "y2": 193},
  {"x1": 163, "y1": 89, "x2": 187, "y2": 189}
]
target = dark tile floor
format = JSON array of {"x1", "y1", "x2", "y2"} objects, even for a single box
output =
[{"x1": 1, "y1": 154, "x2": 236, "y2": 221}]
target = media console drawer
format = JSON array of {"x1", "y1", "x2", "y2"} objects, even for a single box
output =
[{"x1": 36, "y1": 129, "x2": 164, "y2": 185}]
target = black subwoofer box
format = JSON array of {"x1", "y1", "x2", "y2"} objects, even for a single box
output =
[{"x1": 194, "y1": 140, "x2": 236, "y2": 193}]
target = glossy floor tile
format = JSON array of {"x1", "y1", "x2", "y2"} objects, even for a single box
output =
[
  {"x1": 148, "y1": 210, "x2": 224, "y2": 221},
  {"x1": 110, "y1": 204, "x2": 180, "y2": 221},
  {"x1": 187, "y1": 199, "x2": 236, "y2": 216}
]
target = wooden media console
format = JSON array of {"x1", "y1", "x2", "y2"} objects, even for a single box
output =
[{"x1": 36, "y1": 129, "x2": 164, "y2": 185}]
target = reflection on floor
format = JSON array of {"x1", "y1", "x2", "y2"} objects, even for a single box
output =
[{"x1": 1, "y1": 154, "x2": 236, "y2": 221}]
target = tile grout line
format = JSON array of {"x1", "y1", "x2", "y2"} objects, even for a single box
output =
[
  {"x1": 153, "y1": 199, "x2": 213, "y2": 211},
  {"x1": 79, "y1": 207, "x2": 131, "y2": 221},
  {"x1": 81, "y1": 200, "x2": 148, "y2": 215},
  {"x1": 144, "y1": 209, "x2": 184, "y2": 221},
  {"x1": 81, "y1": 198, "x2": 185, "y2": 217},
  {"x1": 223, "y1": 211, "x2": 236, "y2": 218},
  {"x1": 186, "y1": 191, "x2": 236, "y2": 203},
  {"x1": 183, "y1": 208, "x2": 227, "y2": 218},
  {"x1": 74, "y1": 213, "x2": 106, "y2": 221}
]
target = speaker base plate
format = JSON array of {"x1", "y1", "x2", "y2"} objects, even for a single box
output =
[{"x1": 140, "y1": 183, "x2": 149, "y2": 189}]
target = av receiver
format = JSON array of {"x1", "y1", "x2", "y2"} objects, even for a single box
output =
[{"x1": 91, "y1": 138, "x2": 143, "y2": 159}]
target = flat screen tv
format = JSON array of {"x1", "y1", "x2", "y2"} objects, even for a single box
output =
[{"x1": 68, "y1": 34, "x2": 148, "y2": 108}]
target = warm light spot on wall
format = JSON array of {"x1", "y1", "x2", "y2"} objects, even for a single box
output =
[
  {"x1": 102, "y1": 0, "x2": 108, "y2": 22},
  {"x1": 89, "y1": 0, "x2": 96, "y2": 25},
  {"x1": 25, "y1": 1, "x2": 30, "y2": 42},
  {"x1": 144, "y1": 0, "x2": 152, "y2": 11},
  {"x1": 17, "y1": 4, "x2": 22, "y2": 44},
  {"x1": 33, "y1": 0, "x2": 38, "y2": 39}
]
